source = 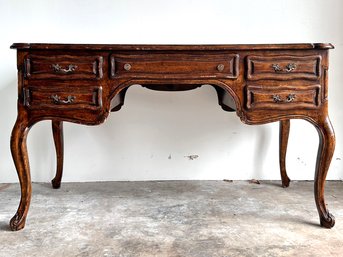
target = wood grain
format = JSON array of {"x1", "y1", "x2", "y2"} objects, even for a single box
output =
[{"x1": 9, "y1": 43, "x2": 336, "y2": 230}]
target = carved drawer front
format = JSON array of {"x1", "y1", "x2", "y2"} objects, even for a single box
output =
[
  {"x1": 246, "y1": 55, "x2": 321, "y2": 81},
  {"x1": 24, "y1": 55, "x2": 103, "y2": 80},
  {"x1": 246, "y1": 85, "x2": 321, "y2": 110},
  {"x1": 110, "y1": 54, "x2": 239, "y2": 79},
  {"x1": 23, "y1": 86, "x2": 102, "y2": 110}
]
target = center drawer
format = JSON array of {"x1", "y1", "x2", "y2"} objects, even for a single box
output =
[{"x1": 110, "y1": 54, "x2": 239, "y2": 79}]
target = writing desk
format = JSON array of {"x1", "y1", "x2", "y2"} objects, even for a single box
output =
[{"x1": 9, "y1": 43, "x2": 335, "y2": 230}]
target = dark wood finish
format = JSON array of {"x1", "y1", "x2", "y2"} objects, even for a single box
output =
[
  {"x1": 9, "y1": 43, "x2": 336, "y2": 230},
  {"x1": 10, "y1": 43, "x2": 334, "y2": 50},
  {"x1": 246, "y1": 55, "x2": 321, "y2": 81},
  {"x1": 246, "y1": 85, "x2": 320, "y2": 110},
  {"x1": 51, "y1": 121, "x2": 64, "y2": 189},
  {"x1": 110, "y1": 54, "x2": 239, "y2": 79},
  {"x1": 10, "y1": 115, "x2": 32, "y2": 231},
  {"x1": 279, "y1": 120, "x2": 291, "y2": 188},
  {"x1": 314, "y1": 117, "x2": 335, "y2": 228},
  {"x1": 24, "y1": 86, "x2": 103, "y2": 110},
  {"x1": 24, "y1": 55, "x2": 103, "y2": 80}
]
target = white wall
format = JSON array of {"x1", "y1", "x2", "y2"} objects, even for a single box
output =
[{"x1": 0, "y1": 0, "x2": 342, "y2": 182}]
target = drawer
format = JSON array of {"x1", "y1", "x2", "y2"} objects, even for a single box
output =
[
  {"x1": 24, "y1": 55, "x2": 103, "y2": 80},
  {"x1": 23, "y1": 86, "x2": 102, "y2": 110},
  {"x1": 246, "y1": 55, "x2": 321, "y2": 81},
  {"x1": 110, "y1": 54, "x2": 239, "y2": 79},
  {"x1": 246, "y1": 84, "x2": 321, "y2": 110}
]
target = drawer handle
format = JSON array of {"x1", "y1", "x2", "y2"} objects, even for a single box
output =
[
  {"x1": 52, "y1": 64, "x2": 78, "y2": 74},
  {"x1": 286, "y1": 94, "x2": 296, "y2": 102},
  {"x1": 124, "y1": 63, "x2": 132, "y2": 71},
  {"x1": 217, "y1": 64, "x2": 225, "y2": 72},
  {"x1": 273, "y1": 94, "x2": 296, "y2": 103},
  {"x1": 273, "y1": 95, "x2": 282, "y2": 103},
  {"x1": 51, "y1": 94, "x2": 76, "y2": 104},
  {"x1": 272, "y1": 63, "x2": 296, "y2": 73}
]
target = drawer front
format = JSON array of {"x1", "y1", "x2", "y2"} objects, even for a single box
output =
[
  {"x1": 246, "y1": 85, "x2": 321, "y2": 110},
  {"x1": 23, "y1": 86, "x2": 102, "y2": 110},
  {"x1": 110, "y1": 54, "x2": 239, "y2": 79},
  {"x1": 24, "y1": 55, "x2": 103, "y2": 80},
  {"x1": 246, "y1": 55, "x2": 321, "y2": 81}
]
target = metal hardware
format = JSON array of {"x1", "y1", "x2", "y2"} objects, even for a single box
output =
[
  {"x1": 272, "y1": 63, "x2": 296, "y2": 73},
  {"x1": 285, "y1": 63, "x2": 296, "y2": 72},
  {"x1": 124, "y1": 63, "x2": 131, "y2": 71},
  {"x1": 286, "y1": 94, "x2": 296, "y2": 102},
  {"x1": 273, "y1": 95, "x2": 282, "y2": 103},
  {"x1": 272, "y1": 64, "x2": 282, "y2": 72},
  {"x1": 51, "y1": 95, "x2": 76, "y2": 104},
  {"x1": 217, "y1": 64, "x2": 225, "y2": 72},
  {"x1": 52, "y1": 64, "x2": 78, "y2": 74},
  {"x1": 272, "y1": 94, "x2": 296, "y2": 103}
]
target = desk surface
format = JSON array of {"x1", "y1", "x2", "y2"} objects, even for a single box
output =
[{"x1": 10, "y1": 43, "x2": 334, "y2": 50}]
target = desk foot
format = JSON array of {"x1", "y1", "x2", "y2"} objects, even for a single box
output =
[
  {"x1": 281, "y1": 178, "x2": 290, "y2": 188},
  {"x1": 320, "y1": 212, "x2": 335, "y2": 228},
  {"x1": 313, "y1": 116, "x2": 335, "y2": 228},
  {"x1": 10, "y1": 212, "x2": 26, "y2": 231},
  {"x1": 51, "y1": 179, "x2": 61, "y2": 189}
]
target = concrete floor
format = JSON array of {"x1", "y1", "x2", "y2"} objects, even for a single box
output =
[{"x1": 0, "y1": 181, "x2": 342, "y2": 257}]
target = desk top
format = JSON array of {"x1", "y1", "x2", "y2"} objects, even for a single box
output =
[{"x1": 10, "y1": 43, "x2": 334, "y2": 51}]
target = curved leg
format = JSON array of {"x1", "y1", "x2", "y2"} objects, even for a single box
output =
[
  {"x1": 10, "y1": 117, "x2": 32, "y2": 231},
  {"x1": 279, "y1": 120, "x2": 291, "y2": 187},
  {"x1": 51, "y1": 120, "x2": 64, "y2": 189},
  {"x1": 313, "y1": 116, "x2": 335, "y2": 228}
]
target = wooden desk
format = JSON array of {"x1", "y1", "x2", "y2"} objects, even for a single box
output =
[{"x1": 9, "y1": 43, "x2": 335, "y2": 230}]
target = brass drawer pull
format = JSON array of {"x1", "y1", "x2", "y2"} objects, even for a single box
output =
[
  {"x1": 272, "y1": 63, "x2": 296, "y2": 73},
  {"x1": 217, "y1": 64, "x2": 225, "y2": 72},
  {"x1": 273, "y1": 94, "x2": 296, "y2": 103},
  {"x1": 273, "y1": 95, "x2": 282, "y2": 103},
  {"x1": 52, "y1": 64, "x2": 78, "y2": 74},
  {"x1": 286, "y1": 94, "x2": 296, "y2": 102},
  {"x1": 124, "y1": 63, "x2": 131, "y2": 71},
  {"x1": 51, "y1": 94, "x2": 76, "y2": 104}
]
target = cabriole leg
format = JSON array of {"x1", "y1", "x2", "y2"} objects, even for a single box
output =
[
  {"x1": 279, "y1": 120, "x2": 291, "y2": 187},
  {"x1": 10, "y1": 117, "x2": 32, "y2": 231},
  {"x1": 313, "y1": 116, "x2": 335, "y2": 228},
  {"x1": 51, "y1": 120, "x2": 64, "y2": 189}
]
